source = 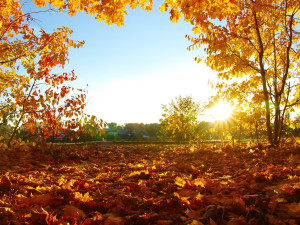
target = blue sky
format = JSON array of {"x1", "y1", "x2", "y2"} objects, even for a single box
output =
[{"x1": 27, "y1": 1, "x2": 217, "y2": 124}]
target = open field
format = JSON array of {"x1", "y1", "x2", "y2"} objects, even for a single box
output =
[{"x1": 0, "y1": 143, "x2": 299, "y2": 224}]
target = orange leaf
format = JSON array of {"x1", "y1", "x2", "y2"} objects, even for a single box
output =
[{"x1": 210, "y1": 218, "x2": 217, "y2": 225}]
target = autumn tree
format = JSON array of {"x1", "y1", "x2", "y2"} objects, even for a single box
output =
[
  {"x1": 0, "y1": 1, "x2": 106, "y2": 148},
  {"x1": 144, "y1": 123, "x2": 160, "y2": 138},
  {"x1": 1, "y1": 0, "x2": 160, "y2": 148},
  {"x1": 158, "y1": 96, "x2": 203, "y2": 142},
  {"x1": 222, "y1": 108, "x2": 254, "y2": 145},
  {"x1": 160, "y1": 0, "x2": 300, "y2": 146},
  {"x1": 208, "y1": 101, "x2": 266, "y2": 144},
  {"x1": 107, "y1": 122, "x2": 123, "y2": 131},
  {"x1": 243, "y1": 106, "x2": 266, "y2": 142}
]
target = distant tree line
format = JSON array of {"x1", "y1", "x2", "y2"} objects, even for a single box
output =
[
  {"x1": 63, "y1": 122, "x2": 161, "y2": 142},
  {"x1": 11, "y1": 95, "x2": 300, "y2": 144}
]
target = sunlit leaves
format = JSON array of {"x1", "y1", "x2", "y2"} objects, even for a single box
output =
[
  {"x1": 163, "y1": 0, "x2": 300, "y2": 145},
  {"x1": 32, "y1": 0, "x2": 154, "y2": 26},
  {"x1": 159, "y1": 3, "x2": 167, "y2": 13},
  {"x1": 0, "y1": 0, "x2": 105, "y2": 147},
  {"x1": 159, "y1": 96, "x2": 203, "y2": 142}
]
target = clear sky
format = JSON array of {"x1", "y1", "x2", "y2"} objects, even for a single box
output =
[{"x1": 27, "y1": 1, "x2": 217, "y2": 124}]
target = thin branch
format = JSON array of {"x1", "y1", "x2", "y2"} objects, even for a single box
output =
[
  {"x1": 279, "y1": 12, "x2": 294, "y2": 96},
  {"x1": 0, "y1": 54, "x2": 26, "y2": 64}
]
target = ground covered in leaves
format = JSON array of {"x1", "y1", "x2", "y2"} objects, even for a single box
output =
[{"x1": 0, "y1": 142, "x2": 300, "y2": 225}]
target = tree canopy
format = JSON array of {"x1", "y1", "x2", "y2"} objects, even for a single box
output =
[
  {"x1": 159, "y1": 95, "x2": 205, "y2": 142},
  {"x1": 159, "y1": 0, "x2": 300, "y2": 146},
  {"x1": 0, "y1": 0, "x2": 106, "y2": 147}
]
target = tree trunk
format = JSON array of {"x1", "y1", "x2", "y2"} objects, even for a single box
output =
[
  {"x1": 255, "y1": 122, "x2": 259, "y2": 143},
  {"x1": 261, "y1": 71, "x2": 273, "y2": 145},
  {"x1": 253, "y1": 10, "x2": 273, "y2": 145},
  {"x1": 273, "y1": 98, "x2": 281, "y2": 146},
  {"x1": 7, "y1": 78, "x2": 37, "y2": 148}
]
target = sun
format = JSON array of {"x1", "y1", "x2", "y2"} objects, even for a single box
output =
[{"x1": 211, "y1": 102, "x2": 232, "y2": 121}]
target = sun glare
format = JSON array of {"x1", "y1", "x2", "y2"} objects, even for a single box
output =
[{"x1": 211, "y1": 102, "x2": 232, "y2": 121}]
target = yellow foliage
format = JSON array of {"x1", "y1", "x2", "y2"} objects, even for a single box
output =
[
  {"x1": 159, "y1": 3, "x2": 167, "y2": 13},
  {"x1": 174, "y1": 176, "x2": 186, "y2": 187},
  {"x1": 75, "y1": 192, "x2": 93, "y2": 202}
]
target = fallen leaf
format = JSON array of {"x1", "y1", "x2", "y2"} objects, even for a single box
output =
[
  {"x1": 62, "y1": 205, "x2": 86, "y2": 218},
  {"x1": 227, "y1": 216, "x2": 247, "y2": 225},
  {"x1": 157, "y1": 220, "x2": 172, "y2": 225},
  {"x1": 210, "y1": 218, "x2": 217, "y2": 225},
  {"x1": 189, "y1": 220, "x2": 204, "y2": 225},
  {"x1": 104, "y1": 214, "x2": 124, "y2": 225},
  {"x1": 175, "y1": 176, "x2": 186, "y2": 187}
]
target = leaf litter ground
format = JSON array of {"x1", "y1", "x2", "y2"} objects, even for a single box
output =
[{"x1": 0, "y1": 143, "x2": 299, "y2": 225}]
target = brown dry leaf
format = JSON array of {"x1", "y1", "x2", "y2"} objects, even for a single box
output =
[
  {"x1": 176, "y1": 163, "x2": 196, "y2": 173},
  {"x1": 157, "y1": 220, "x2": 172, "y2": 225},
  {"x1": 190, "y1": 193, "x2": 208, "y2": 210},
  {"x1": 33, "y1": 194, "x2": 53, "y2": 205},
  {"x1": 177, "y1": 188, "x2": 197, "y2": 198},
  {"x1": 227, "y1": 216, "x2": 248, "y2": 225},
  {"x1": 268, "y1": 195, "x2": 279, "y2": 214},
  {"x1": 265, "y1": 214, "x2": 285, "y2": 225},
  {"x1": 232, "y1": 198, "x2": 246, "y2": 215},
  {"x1": 19, "y1": 194, "x2": 52, "y2": 206},
  {"x1": 62, "y1": 205, "x2": 86, "y2": 218},
  {"x1": 284, "y1": 202, "x2": 300, "y2": 217},
  {"x1": 104, "y1": 214, "x2": 124, "y2": 225},
  {"x1": 210, "y1": 218, "x2": 217, "y2": 225},
  {"x1": 200, "y1": 205, "x2": 218, "y2": 220},
  {"x1": 185, "y1": 209, "x2": 203, "y2": 220},
  {"x1": 118, "y1": 194, "x2": 140, "y2": 207},
  {"x1": 139, "y1": 186, "x2": 155, "y2": 198}
]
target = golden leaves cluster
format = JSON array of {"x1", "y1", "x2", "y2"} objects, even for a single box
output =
[
  {"x1": 0, "y1": 0, "x2": 105, "y2": 146},
  {"x1": 164, "y1": 0, "x2": 300, "y2": 143},
  {"x1": 32, "y1": 0, "x2": 153, "y2": 26}
]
